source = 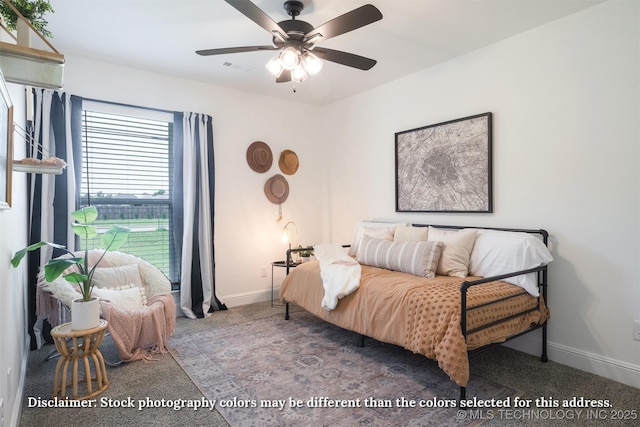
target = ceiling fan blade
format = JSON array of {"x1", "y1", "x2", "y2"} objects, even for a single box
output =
[
  {"x1": 311, "y1": 47, "x2": 377, "y2": 70},
  {"x1": 225, "y1": 0, "x2": 288, "y2": 40},
  {"x1": 196, "y1": 45, "x2": 278, "y2": 56},
  {"x1": 304, "y1": 4, "x2": 382, "y2": 43},
  {"x1": 276, "y1": 70, "x2": 291, "y2": 83}
]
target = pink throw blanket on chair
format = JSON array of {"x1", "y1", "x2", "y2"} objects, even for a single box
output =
[{"x1": 100, "y1": 294, "x2": 176, "y2": 362}]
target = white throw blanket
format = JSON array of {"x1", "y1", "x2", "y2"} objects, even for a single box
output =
[{"x1": 314, "y1": 244, "x2": 362, "y2": 310}]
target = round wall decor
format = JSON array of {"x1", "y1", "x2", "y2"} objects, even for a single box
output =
[
  {"x1": 278, "y1": 149, "x2": 299, "y2": 175},
  {"x1": 246, "y1": 141, "x2": 273, "y2": 173},
  {"x1": 264, "y1": 174, "x2": 289, "y2": 204}
]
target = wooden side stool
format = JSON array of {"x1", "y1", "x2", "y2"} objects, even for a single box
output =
[{"x1": 50, "y1": 319, "x2": 109, "y2": 400}]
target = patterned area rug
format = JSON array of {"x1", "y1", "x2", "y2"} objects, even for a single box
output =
[{"x1": 169, "y1": 308, "x2": 517, "y2": 426}]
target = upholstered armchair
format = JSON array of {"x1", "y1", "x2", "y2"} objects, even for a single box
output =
[{"x1": 37, "y1": 249, "x2": 175, "y2": 362}]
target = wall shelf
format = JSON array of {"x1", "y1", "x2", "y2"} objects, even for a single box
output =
[
  {"x1": 0, "y1": 0, "x2": 65, "y2": 88},
  {"x1": 12, "y1": 158, "x2": 65, "y2": 175},
  {"x1": 12, "y1": 123, "x2": 67, "y2": 175},
  {"x1": 0, "y1": 41, "x2": 64, "y2": 88}
]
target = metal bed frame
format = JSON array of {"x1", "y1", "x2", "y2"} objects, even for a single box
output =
[{"x1": 282, "y1": 224, "x2": 550, "y2": 402}]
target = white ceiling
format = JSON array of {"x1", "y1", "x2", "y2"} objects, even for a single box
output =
[{"x1": 41, "y1": 0, "x2": 603, "y2": 106}]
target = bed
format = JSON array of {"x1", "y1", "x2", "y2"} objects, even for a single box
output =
[{"x1": 279, "y1": 223, "x2": 551, "y2": 400}]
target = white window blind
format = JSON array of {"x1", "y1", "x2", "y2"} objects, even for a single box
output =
[{"x1": 80, "y1": 105, "x2": 178, "y2": 285}]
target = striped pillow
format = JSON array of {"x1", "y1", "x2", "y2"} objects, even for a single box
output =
[{"x1": 356, "y1": 236, "x2": 443, "y2": 278}]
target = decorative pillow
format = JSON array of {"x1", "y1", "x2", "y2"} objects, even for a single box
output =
[
  {"x1": 427, "y1": 227, "x2": 477, "y2": 278},
  {"x1": 468, "y1": 229, "x2": 553, "y2": 296},
  {"x1": 393, "y1": 225, "x2": 428, "y2": 242},
  {"x1": 362, "y1": 226, "x2": 395, "y2": 240},
  {"x1": 91, "y1": 264, "x2": 143, "y2": 289},
  {"x1": 92, "y1": 284, "x2": 147, "y2": 311},
  {"x1": 348, "y1": 221, "x2": 408, "y2": 257},
  {"x1": 356, "y1": 236, "x2": 443, "y2": 278}
]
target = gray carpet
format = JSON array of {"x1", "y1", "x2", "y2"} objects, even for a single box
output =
[{"x1": 18, "y1": 301, "x2": 640, "y2": 426}]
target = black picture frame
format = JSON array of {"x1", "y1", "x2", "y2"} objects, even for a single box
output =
[
  {"x1": 0, "y1": 69, "x2": 13, "y2": 210},
  {"x1": 395, "y1": 112, "x2": 492, "y2": 213}
]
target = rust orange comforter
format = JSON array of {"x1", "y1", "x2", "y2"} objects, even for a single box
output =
[{"x1": 280, "y1": 261, "x2": 549, "y2": 387}]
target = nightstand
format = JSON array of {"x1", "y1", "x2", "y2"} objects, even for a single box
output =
[{"x1": 271, "y1": 260, "x2": 300, "y2": 306}]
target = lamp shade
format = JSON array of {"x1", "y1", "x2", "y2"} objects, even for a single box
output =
[
  {"x1": 280, "y1": 221, "x2": 298, "y2": 247},
  {"x1": 279, "y1": 46, "x2": 300, "y2": 70},
  {"x1": 291, "y1": 65, "x2": 307, "y2": 82},
  {"x1": 265, "y1": 56, "x2": 284, "y2": 77},
  {"x1": 302, "y1": 52, "x2": 323, "y2": 76}
]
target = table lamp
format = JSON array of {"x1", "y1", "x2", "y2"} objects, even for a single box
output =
[{"x1": 280, "y1": 221, "x2": 298, "y2": 264}]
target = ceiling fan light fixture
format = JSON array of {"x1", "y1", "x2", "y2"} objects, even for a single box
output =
[
  {"x1": 302, "y1": 51, "x2": 323, "y2": 76},
  {"x1": 265, "y1": 56, "x2": 284, "y2": 77},
  {"x1": 199, "y1": 1, "x2": 383, "y2": 86},
  {"x1": 279, "y1": 46, "x2": 300, "y2": 70}
]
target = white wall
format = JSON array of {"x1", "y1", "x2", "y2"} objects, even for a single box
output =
[
  {"x1": 321, "y1": 0, "x2": 640, "y2": 388},
  {"x1": 61, "y1": 56, "x2": 327, "y2": 306},
  {"x1": 0, "y1": 82, "x2": 29, "y2": 427}
]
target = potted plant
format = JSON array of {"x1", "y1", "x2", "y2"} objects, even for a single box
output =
[
  {"x1": 11, "y1": 206, "x2": 130, "y2": 329},
  {"x1": 0, "y1": 0, "x2": 55, "y2": 38},
  {"x1": 298, "y1": 246, "x2": 313, "y2": 263}
]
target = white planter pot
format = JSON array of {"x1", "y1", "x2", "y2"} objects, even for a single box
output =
[{"x1": 71, "y1": 297, "x2": 100, "y2": 330}]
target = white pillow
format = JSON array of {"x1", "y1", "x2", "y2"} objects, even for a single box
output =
[
  {"x1": 469, "y1": 229, "x2": 553, "y2": 296},
  {"x1": 91, "y1": 264, "x2": 143, "y2": 289},
  {"x1": 362, "y1": 226, "x2": 395, "y2": 241},
  {"x1": 427, "y1": 227, "x2": 477, "y2": 278},
  {"x1": 394, "y1": 225, "x2": 428, "y2": 242},
  {"x1": 348, "y1": 221, "x2": 408, "y2": 257},
  {"x1": 356, "y1": 236, "x2": 443, "y2": 278},
  {"x1": 92, "y1": 284, "x2": 147, "y2": 311}
]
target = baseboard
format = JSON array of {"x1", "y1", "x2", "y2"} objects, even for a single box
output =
[
  {"x1": 172, "y1": 288, "x2": 277, "y2": 318},
  {"x1": 13, "y1": 332, "x2": 30, "y2": 427},
  {"x1": 219, "y1": 288, "x2": 276, "y2": 308},
  {"x1": 504, "y1": 333, "x2": 640, "y2": 389}
]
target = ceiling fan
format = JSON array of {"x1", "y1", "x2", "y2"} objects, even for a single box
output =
[{"x1": 196, "y1": 0, "x2": 383, "y2": 83}]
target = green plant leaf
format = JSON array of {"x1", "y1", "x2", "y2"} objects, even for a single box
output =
[
  {"x1": 71, "y1": 223, "x2": 98, "y2": 239},
  {"x1": 72, "y1": 206, "x2": 98, "y2": 224},
  {"x1": 10, "y1": 241, "x2": 67, "y2": 267},
  {"x1": 43, "y1": 257, "x2": 84, "y2": 282},
  {"x1": 63, "y1": 271, "x2": 88, "y2": 284},
  {"x1": 10, "y1": 248, "x2": 28, "y2": 268},
  {"x1": 101, "y1": 225, "x2": 130, "y2": 251}
]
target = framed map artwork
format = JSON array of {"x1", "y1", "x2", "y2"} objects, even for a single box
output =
[{"x1": 395, "y1": 112, "x2": 492, "y2": 213}]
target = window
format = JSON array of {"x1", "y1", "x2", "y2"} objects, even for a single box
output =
[{"x1": 79, "y1": 101, "x2": 179, "y2": 286}]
